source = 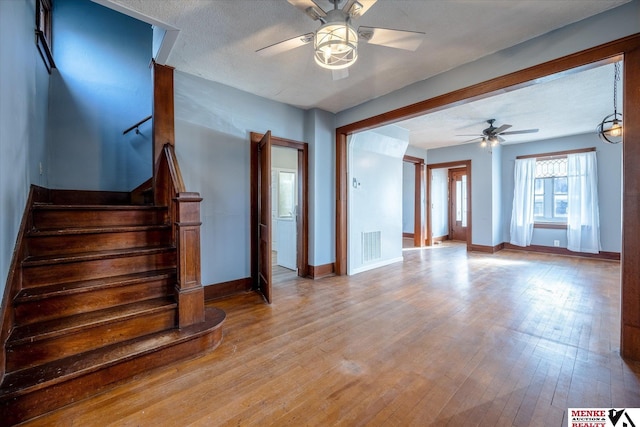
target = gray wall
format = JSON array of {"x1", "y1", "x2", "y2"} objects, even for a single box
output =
[
  {"x1": 174, "y1": 71, "x2": 308, "y2": 286},
  {"x1": 47, "y1": 0, "x2": 152, "y2": 191},
  {"x1": 1, "y1": 0, "x2": 50, "y2": 311},
  {"x1": 501, "y1": 133, "x2": 622, "y2": 252},
  {"x1": 304, "y1": 108, "x2": 336, "y2": 268}
]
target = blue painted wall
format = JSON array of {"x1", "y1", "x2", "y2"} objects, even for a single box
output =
[
  {"x1": 48, "y1": 0, "x2": 152, "y2": 191},
  {"x1": 174, "y1": 71, "x2": 308, "y2": 286},
  {"x1": 1, "y1": 0, "x2": 50, "y2": 310}
]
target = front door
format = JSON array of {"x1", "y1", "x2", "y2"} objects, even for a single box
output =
[
  {"x1": 258, "y1": 131, "x2": 272, "y2": 303},
  {"x1": 449, "y1": 167, "x2": 468, "y2": 241}
]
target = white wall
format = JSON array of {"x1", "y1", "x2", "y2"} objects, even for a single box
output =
[
  {"x1": 501, "y1": 133, "x2": 622, "y2": 252},
  {"x1": 348, "y1": 127, "x2": 408, "y2": 275},
  {"x1": 174, "y1": 71, "x2": 307, "y2": 285},
  {"x1": 1, "y1": 0, "x2": 50, "y2": 310}
]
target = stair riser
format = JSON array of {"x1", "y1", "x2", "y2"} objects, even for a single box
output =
[
  {"x1": 14, "y1": 278, "x2": 175, "y2": 326},
  {"x1": 32, "y1": 209, "x2": 167, "y2": 230},
  {"x1": 27, "y1": 229, "x2": 172, "y2": 257},
  {"x1": 22, "y1": 251, "x2": 176, "y2": 288},
  {"x1": 6, "y1": 309, "x2": 176, "y2": 372},
  {"x1": 0, "y1": 327, "x2": 223, "y2": 426}
]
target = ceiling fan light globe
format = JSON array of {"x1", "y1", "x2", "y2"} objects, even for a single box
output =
[{"x1": 314, "y1": 21, "x2": 358, "y2": 70}]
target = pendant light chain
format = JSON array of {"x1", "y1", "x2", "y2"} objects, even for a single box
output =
[{"x1": 613, "y1": 61, "x2": 620, "y2": 114}]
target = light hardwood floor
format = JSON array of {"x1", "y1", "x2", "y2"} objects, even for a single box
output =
[{"x1": 23, "y1": 243, "x2": 640, "y2": 426}]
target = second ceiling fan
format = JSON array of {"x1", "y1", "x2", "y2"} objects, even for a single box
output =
[
  {"x1": 458, "y1": 119, "x2": 539, "y2": 147},
  {"x1": 257, "y1": 0, "x2": 425, "y2": 78}
]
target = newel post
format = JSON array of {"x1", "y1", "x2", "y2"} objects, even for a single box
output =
[{"x1": 174, "y1": 191, "x2": 205, "y2": 327}]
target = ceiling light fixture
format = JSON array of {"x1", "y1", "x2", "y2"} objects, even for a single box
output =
[
  {"x1": 597, "y1": 61, "x2": 623, "y2": 144},
  {"x1": 314, "y1": 15, "x2": 358, "y2": 70}
]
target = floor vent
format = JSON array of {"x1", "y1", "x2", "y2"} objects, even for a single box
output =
[{"x1": 362, "y1": 231, "x2": 381, "y2": 263}]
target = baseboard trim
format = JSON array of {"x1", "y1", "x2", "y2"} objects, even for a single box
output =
[
  {"x1": 432, "y1": 235, "x2": 449, "y2": 243},
  {"x1": 204, "y1": 278, "x2": 253, "y2": 301},
  {"x1": 402, "y1": 232, "x2": 414, "y2": 238},
  {"x1": 503, "y1": 243, "x2": 620, "y2": 260},
  {"x1": 309, "y1": 263, "x2": 335, "y2": 279},
  {"x1": 469, "y1": 243, "x2": 504, "y2": 253}
]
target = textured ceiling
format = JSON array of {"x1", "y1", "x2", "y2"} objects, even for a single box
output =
[
  {"x1": 99, "y1": 0, "x2": 629, "y2": 114},
  {"x1": 395, "y1": 61, "x2": 624, "y2": 150}
]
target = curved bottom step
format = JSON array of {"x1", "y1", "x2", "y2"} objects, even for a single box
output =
[{"x1": 0, "y1": 307, "x2": 225, "y2": 426}]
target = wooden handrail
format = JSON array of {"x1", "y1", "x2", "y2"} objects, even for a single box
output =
[
  {"x1": 123, "y1": 115, "x2": 152, "y2": 135},
  {"x1": 156, "y1": 143, "x2": 204, "y2": 328},
  {"x1": 162, "y1": 143, "x2": 185, "y2": 193}
]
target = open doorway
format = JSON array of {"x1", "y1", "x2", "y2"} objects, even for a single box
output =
[
  {"x1": 426, "y1": 160, "x2": 472, "y2": 248},
  {"x1": 272, "y1": 146, "x2": 299, "y2": 283},
  {"x1": 250, "y1": 132, "x2": 309, "y2": 303},
  {"x1": 402, "y1": 155, "x2": 426, "y2": 248}
]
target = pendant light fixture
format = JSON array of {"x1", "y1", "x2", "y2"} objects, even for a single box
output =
[{"x1": 597, "y1": 62, "x2": 623, "y2": 144}]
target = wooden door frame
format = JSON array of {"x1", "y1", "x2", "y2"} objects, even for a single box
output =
[
  {"x1": 250, "y1": 132, "x2": 309, "y2": 287},
  {"x1": 335, "y1": 33, "x2": 640, "y2": 360},
  {"x1": 448, "y1": 166, "x2": 469, "y2": 242},
  {"x1": 426, "y1": 161, "x2": 472, "y2": 249},
  {"x1": 403, "y1": 155, "x2": 426, "y2": 247}
]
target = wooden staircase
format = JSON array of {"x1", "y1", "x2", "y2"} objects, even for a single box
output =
[{"x1": 0, "y1": 186, "x2": 225, "y2": 425}]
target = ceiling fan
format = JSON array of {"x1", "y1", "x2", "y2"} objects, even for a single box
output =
[
  {"x1": 457, "y1": 119, "x2": 539, "y2": 147},
  {"x1": 256, "y1": 0, "x2": 425, "y2": 79}
]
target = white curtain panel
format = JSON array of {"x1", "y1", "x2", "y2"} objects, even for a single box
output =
[
  {"x1": 567, "y1": 151, "x2": 601, "y2": 253},
  {"x1": 510, "y1": 158, "x2": 536, "y2": 247}
]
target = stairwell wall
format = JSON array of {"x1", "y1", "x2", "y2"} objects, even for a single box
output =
[
  {"x1": 0, "y1": 0, "x2": 50, "y2": 310},
  {"x1": 47, "y1": 0, "x2": 152, "y2": 192}
]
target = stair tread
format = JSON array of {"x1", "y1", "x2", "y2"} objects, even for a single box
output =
[
  {"x1": 32, "y1": 203, "x2": 168, "y2": 211},
  {"x1": 15, "y1": 269, "x2": 176, "y2": 302},
  {"x1": 28, "y1": 224, "x2": 170, "y2": 237},
  {"x1": 0, "y1": 307, "x2": 226, "y2": 399},
  {"x1": 23, "y1": 245, "x2": 175, "y2": 267},
  {"x1": 9, "y1": 297, "x2": 177, "y2": 345}
]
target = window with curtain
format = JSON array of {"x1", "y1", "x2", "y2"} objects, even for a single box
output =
[
  {"x1": 534, "y1": 157, "x2": 568, "y2": 223},
  {"x1": 510, "y1": 149, "x2": 600, "y2": 253}
]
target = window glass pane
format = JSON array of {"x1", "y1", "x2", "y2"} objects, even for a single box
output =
[
  {"x1": 456, "y1": 181, "x2": 462, "y2": 222},
  {"x1": 535, "y1": 158, "x2": 568, "y2": 178},
  {"x1": 554, "y1": 195, "x2": 568, "y2": 217},
  {"x1": 461, "y1": 175, "x2": 467, "y2": 227},
  {"x1": 534, "y1": 179, "x2": 544, "y2": 194},
  {"x1": 554, "y1": 177, "x2": 568, "y2": 194},
  {"x1": 277, "y1": 171, "x2": 296, "y2": 218},
  {"x1": 534, "y1": 195, "x2": 544, "y2": 217}
]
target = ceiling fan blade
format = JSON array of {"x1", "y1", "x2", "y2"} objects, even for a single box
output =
[
  {"x1": 358, "y1": 27, "x2": 425, "y2": 51},
  {"x1": 459, "y1": 137, "x2": 483, "y2": 144},
  {"x1": 493, "y1": 124, "x2": 512, "y2": 134},
  {"x1": 256, "y1": 33, "x2": 314, "y2": 57},
  {"x1": 498, "y1": 136, "x2": 506, "y2": 143},
  {"x1": 287, "y1": 0, "x2": 327, "y2": 20},
  {"x1": 332, "y1": 68, "x2": 349, "y2": 81},
  {"x1": 342, "y1": 0, "x2": 377, "y2": 18},
  {"x1": 500, "y1": 129, "x2": 539, "y2": 135}
]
